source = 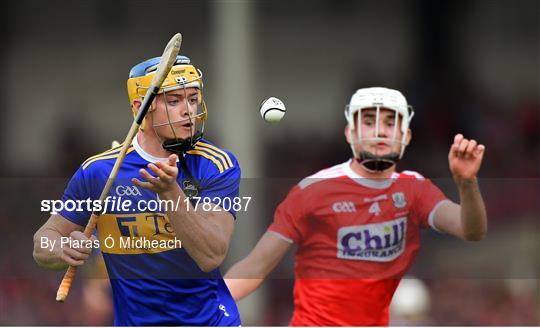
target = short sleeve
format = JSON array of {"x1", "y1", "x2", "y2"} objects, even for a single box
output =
[
  {"x1": 198, "y1": 153, "x2": 241, "y2": 217},
  {"x1": 413, "y1": 178, "x2": 448, "y2": 230},
  {"x1": 268, "y1": 185, "x2": 306, "y2": 244},
  {"x1": 59, "y1": 166, "x2": 91, "y2": 226}
]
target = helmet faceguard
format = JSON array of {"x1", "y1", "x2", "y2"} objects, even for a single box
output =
[
  {"x1": 344, "y1": 87, "x2": 414, "y2": 172},
  {"x1": 127, "y1": 55, "x2": 208, "y2": 153}
]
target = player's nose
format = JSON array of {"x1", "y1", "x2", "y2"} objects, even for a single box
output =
[
  {"x1": 377, "y1": 123, "x2": 390, "y2": 138},
  {"x1": 174, "y1": 102, "x2": 190, "y2": 119},
  {"x1": 180, "y1": 102, "x2": 197, "y2": 117}
]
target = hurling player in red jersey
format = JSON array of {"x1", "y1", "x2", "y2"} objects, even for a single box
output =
[{"x1": 225, "y1": 87, "x2": 487, "y2": 326}]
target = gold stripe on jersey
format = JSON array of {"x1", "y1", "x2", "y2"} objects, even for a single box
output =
[
  {"x1": 196, "y1": 142, "x2": 234, "y2": 168},
  {"x1": 82, "y1": 147, "x2": 135, "y2": 170},
  {"x1": 186, "y1": 149, "x2": 224, "y2": 173},
  {"x1": 97, "y1": 213, "x2": 182, "y2": 255},
  {"x1": 193, "y1": 146, "x2": 230, "y2": 170},
  {"x1": 82, "y1": 142, "x2": 125, "y2": 167}
]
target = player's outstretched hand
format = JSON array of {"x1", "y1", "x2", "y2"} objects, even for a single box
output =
[
  {"x1": 132, "y1": 154, "x2": 181, "y2": 196},
  {"x1": 448, "y1": 134, "x2": 486, "y2": 181}
]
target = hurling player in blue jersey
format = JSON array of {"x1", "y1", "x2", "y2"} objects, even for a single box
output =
[{"x1": 33, "y1": 55, "x2": 241, "y2": 325}]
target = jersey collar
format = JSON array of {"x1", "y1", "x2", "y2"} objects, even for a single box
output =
[
  {"x1": 133, "y1": 135, "x2": 171, "y2": 163},
  {"x1": 342, "y1": 159, "x2": 398, "y2": 189}
]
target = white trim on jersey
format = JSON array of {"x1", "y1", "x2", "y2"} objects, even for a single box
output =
[
  {"x1": 428, "y1": 199, "x2": 452, "y2": 233},
  {"x1": 298, "y1": 160, "x2": 403, "y2": 190},
  {"x1": 268, "y1": 230, "x2": 294, "y2": 244},
  {"x1": 401, "y1": 170, "x2": 426, "y2": 180},
  {"x1": 298, "y1": 163, "x2": 346, "y2": 189}
]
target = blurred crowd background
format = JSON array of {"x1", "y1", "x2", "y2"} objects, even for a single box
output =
[{"x1": 0, "y1": 0, "x2": 538, "y2": 325}]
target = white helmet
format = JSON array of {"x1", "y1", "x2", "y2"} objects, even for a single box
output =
[{"x1": 344, "y1": 87, "x2": 415, "y2": 171}]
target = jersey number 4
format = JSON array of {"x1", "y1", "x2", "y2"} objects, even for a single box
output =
[{"x1": 368, "y1": 202, "x2": 381, "y2": 215}]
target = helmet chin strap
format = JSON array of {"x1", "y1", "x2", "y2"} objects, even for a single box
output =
[
  {"x1": 356, "y1": 151, "x2": 399, "y2": 172},
  {"x1": 161, "y1": 131, "x2": 203, "y2": 154}
]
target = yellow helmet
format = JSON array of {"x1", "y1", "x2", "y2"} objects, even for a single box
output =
[{"x1": 127, "y1": 55, "x2": 207, "y2": 130}]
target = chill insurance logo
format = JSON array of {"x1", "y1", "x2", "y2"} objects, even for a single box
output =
[{"x1": 337, "y1": 217, "x2": 407, "y2": 262}]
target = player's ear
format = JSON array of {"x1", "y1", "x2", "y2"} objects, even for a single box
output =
[
  {"x1": 131, "y1": 99, "x2": 147, "y2": 131},
  {"x1": 344, "y1": 125, "x2": 352, "y2": 144},
  {"x1": 405, "y1": 128, "x2": 412, "y2": 145},
  {"x1": 132, "y1": 99, "x2": 142, "y2": 112}
]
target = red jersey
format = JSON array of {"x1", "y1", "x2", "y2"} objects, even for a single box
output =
[{"x1": 268, "y1": 160, "x2": 448, "y2": 326}]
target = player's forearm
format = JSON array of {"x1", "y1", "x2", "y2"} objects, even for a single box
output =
[
  {"x1": 225, "y1": 232, "x2": 290, "y2": 300},
  {"x1": 161, "y1": 189, "x2": 230, "y2": 272},
  {"x1": 225, "y1": 278, "x2": 264, "y2": 301},
  {"x1": 33, "y1": 228, "x2": 69, "y2": 270},
  {"x1": 225, "y1": 258, "x2": 266, "y2": 300},
  {"x1": 455, "y1": 177, "x2": 487, "y2": 241},
  {"x1": 169, "y1": 210, "x2": 229, "y2": 272}
]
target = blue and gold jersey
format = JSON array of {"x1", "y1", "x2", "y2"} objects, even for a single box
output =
[{"x1": 60, "y1": 136, "x2": 241, "y2": 326}]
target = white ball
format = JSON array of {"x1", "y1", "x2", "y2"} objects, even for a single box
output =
[
  {"x1": 260, "y1": 97, "x2": 286, "y2": 123},
  {"x1": 390, "y1": 278, "x2": 430, "y2": 316}
]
